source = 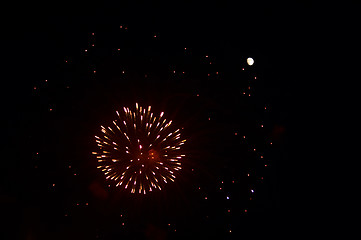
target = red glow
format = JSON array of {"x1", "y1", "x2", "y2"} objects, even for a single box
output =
[
  {"x1": 148, "y1": 149, "x2": 160, "y2": 161},
  {"x1": 89, "y1": 181, "x2": 109, "y2": 200}
]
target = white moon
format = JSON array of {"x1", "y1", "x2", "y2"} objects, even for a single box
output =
[{"x1": 247, "y1": 57, "x2": 254, "y2": 66}]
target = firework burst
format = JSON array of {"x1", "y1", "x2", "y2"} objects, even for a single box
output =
[{"x1": 93, "y1": 103, "x2": 186, "y2": 194}]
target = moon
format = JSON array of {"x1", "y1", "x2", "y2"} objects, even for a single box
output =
[{"x1": 247, "y1": 57, "x2": 254, "y2": 66}]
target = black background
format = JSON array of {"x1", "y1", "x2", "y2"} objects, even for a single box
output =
[{"x1": 0, "y1": 1, "x2": 312, "y2": 239}]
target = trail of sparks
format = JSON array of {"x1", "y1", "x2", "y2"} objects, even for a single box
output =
[{"x1": 93, "y1": 103, "x2": 186, "y2": 194}]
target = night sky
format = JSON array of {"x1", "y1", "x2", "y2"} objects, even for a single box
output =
[{"x1": 2, "y1": 2, "x2": 296, "y2": 239}]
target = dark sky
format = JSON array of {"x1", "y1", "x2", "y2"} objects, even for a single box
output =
[{"x1": 0, "y1": 1, "x2": 304, "y2": 239}]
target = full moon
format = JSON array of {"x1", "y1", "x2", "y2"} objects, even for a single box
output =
[{"x1": 247, "y1": 57, "x2": 254, "y2": 66}]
